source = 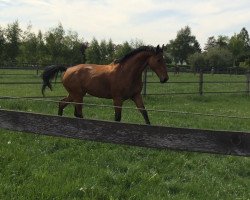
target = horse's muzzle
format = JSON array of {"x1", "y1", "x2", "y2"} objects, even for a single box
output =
[{"x1": 160, "y1": 76, "x2": 169, "y2": 83}]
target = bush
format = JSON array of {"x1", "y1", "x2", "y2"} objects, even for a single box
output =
[
  {"x1": 188, "y1": 52, "x2": 206, "y2": 71},
  {"x1": 206, "y1": 47, "x2": 233, "y2": 69}
]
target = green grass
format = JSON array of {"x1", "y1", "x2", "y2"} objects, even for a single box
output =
[
  {"x1": 1, "y1": 130, "x2": 250, "y2": 200},
  {"x1": 146, "y1": 72, "x2": 246, "y2": 94},
  {"x1": 0, "y1": 69, "x2": 250, "y2": 199}
]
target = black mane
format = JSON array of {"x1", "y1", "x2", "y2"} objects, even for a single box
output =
[{"x1": 114, "y1": 46, "x2": 158, "y2": 64}]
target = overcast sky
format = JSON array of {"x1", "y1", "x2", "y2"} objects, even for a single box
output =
[{"x1": 0, "y1": 0, "x2": 250, "y2": 49}]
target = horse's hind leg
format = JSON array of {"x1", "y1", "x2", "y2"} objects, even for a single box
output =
[
  {"x1": 58, "y1": 95, "x2": 73, "y2": 116},
  {"x1": 73, "y1": 94, "x2": 84, "y2": 118}
]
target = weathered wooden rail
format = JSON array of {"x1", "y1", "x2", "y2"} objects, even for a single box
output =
[{"x1": 0, "y1": 109, "x2": 250, "y2": 157}]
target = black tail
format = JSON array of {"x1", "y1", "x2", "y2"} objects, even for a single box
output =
[{"x1": 41, "y1": 65, "x2": 67, "y2": 97}]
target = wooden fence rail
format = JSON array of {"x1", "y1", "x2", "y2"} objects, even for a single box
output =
[
  {"x1": 0, "y1": 109, "x2": 250, "y2": 157},
  {"x1": 1, "y1": 68, "x2": 249, "y2": 96},
  {"x1": 142, "y1": 71, "x2": 250, "y2": 96}
]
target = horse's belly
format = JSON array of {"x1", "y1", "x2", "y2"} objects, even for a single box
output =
[
  {"x1": 83, "y1": 75, "x2": 113, "y2": 98},
  {"x1": 87, "y1": 90, "x2": 112, "y2": 99},
  {"x1": 85, "y1": 82, "x2": 112, "y2": 98}
]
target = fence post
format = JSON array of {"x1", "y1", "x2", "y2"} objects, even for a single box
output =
[
  {"x1": 36, "y1": 64, "x2": 39, "y2": 76},
  {"x1": 246, "y1": 71, "x2": 250, "y2": 95},
  {"x1": 199, "y1": 70, "x2": 203, "y2": 95},
  {"x1": 143, "y1": 68, "x2": 147, "y2": 96}
]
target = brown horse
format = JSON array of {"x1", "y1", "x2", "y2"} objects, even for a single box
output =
[{"x1": 41, "y1": 45, "x2": 169, "y2": 124}]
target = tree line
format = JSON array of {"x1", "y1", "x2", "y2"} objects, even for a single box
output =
[
  {"x1": 188, "y1": 27, "x2": 250, "y2": 72},
  {"x1": 0, "y1": 21, "x2": 143, "y2": 67},
  {"x1": 0, "y1": 21, "x2": 249, "y2": 71}
]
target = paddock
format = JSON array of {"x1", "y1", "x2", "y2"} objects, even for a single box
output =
[{"x1": 0, "y1": 68, "x2": 250, "y2": 199}]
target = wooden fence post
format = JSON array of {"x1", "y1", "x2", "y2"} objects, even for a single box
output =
[
  {"x1": 246, "y1": 71, "x2": 250, "y2": 95},
  {"x1": 199, "y1": 70, "x2": 203, "y2": 95},
  {"x1": 143, "y1": 68, "x2": 147, "y2": 96},
  {"x1": 36, "y1": 65, "x2": 39, "y2": 76}
]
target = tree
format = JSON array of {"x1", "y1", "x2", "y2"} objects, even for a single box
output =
[
  {"x1": 19, "y1": 24, "x2": 39, "y2": 64},
  {"x1": 206, "y1": 47, "x2": 233, "y2": 70},
  {"x1": 238, "y1": 27, "x2": 250, "y2": 50},
  {"x1": 237, "y1": 28, "x2": 250, "y2": 65},
  {"x1": 204, "y1": 36, "x2": 217, "y2": 51},
  {"x1": 130, "y1": 38, "x2": 144, "y2": 49},
  {"x1": 37, "y1": 30, "x2": 48, "y2": 65},
  {"x1": 80, "y1": 42, "x2": 89, "y2": 63},
  {"x1": 0, "y1": 26, "x2": 6, "y2": 64},
  {"x1": 114, "y1": 41, "x2": 132, "y2": 60},
  {"x1": 228, "y1": 34, "x2": 244, "y2": 66},
  {"x1": 63, "y1": 30, "x2": 83, "y2": 64},
  {"x1": 239, "y1": 58, "x2": 250, "y2": 72},
  {"x1": 99, "y1": 39, "x2": 108, "y2": 64},
  {"x1": 164, "y1": 52, "x2": 172, "y2": 64},
  {"x1": 168, "y1": 26, "x2": 201, "y2": 64},
  {"x1": 5, "y1": 20, "x2": 22, "y2": 63},
  {"x1": 204, "y1": 35, "x2": 229, "y2": 51},
  {"x1": 106, "y1": 39, "x2": 115, "y2": 63},
  {"x1": 45, "y1": 23, "x2": 65, "y2": 64},
  {"x1": 188, "y1": 52, "x2": 207, "y2": 72},
  {"x1": 85, "y1": 38, "x2": 101, "y2": 64},
  {"x1": 216, "y1": 35, "x2": 229, "y2": 48}
]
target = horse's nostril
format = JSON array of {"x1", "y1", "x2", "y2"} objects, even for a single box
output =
[
  {"x1": 161, "y1": 75, "x2": 169, "y2": 83},
  {"x1": 160, "y1": 78, "x2": 167, "y2": 83}
]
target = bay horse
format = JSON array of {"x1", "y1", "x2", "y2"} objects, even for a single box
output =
[{"x1": 41, "y1": 45, "x2": 169, "y2": 125}]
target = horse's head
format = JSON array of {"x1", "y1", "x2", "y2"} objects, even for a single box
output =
[{"x1": 148, "y1": 45, "x2": 169, "y2": 83}]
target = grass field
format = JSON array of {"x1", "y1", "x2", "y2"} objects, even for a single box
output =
[{"x1": 0, "y1": 69, "x2": 250, "y2": 199}]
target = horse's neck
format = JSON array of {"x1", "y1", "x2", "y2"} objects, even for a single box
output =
[{"x1": 119, "y1": 52, "x2": 151, "y2": 80}]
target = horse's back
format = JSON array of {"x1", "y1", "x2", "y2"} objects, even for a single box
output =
[
  {"x1": 62, "y1": 64, "x2": 116, "y2": 98},
  {"x1": 63, "y1": 64, "x2": 110, "y2": 80}
]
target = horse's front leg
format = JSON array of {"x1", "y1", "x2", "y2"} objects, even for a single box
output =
[
  {"x1": 113, "y1": 98, "x2": 123, "y2": 122},
  {"x1": 131, "y1": 94, "x2": 150, "y2": 125}
]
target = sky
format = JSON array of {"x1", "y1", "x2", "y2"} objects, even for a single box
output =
[{"x1": 0, "y1": 0, "x2": 250, "y2": 49}]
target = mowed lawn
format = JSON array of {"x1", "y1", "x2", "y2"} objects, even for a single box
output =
[{"x1": 0, "y1": 69, "x2": 250, "y2": 199}]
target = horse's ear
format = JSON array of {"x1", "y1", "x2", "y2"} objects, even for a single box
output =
[{"x1": 156, "y1": 45, "x2": 160, "y2": 52}]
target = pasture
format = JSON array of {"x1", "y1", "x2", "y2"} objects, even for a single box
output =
[{"x1": 0, "y1": 69, "x2": 250, "y2": 199}]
